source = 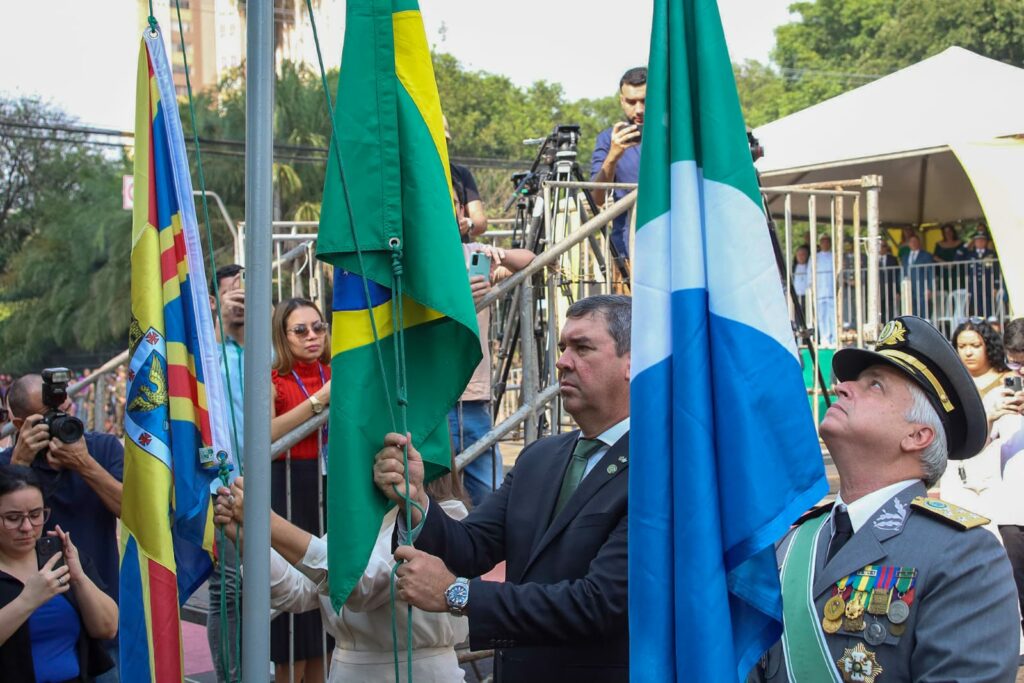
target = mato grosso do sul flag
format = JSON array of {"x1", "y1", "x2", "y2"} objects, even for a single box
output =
[
  {"x1": 628, "y1": 0, "x2": 828, "y2": 680},
  {"x1": 121, "y1": 28, "x2": 236, "y2": 682},
  {"x1": 317, "y1": 0, "x2": 481, "y2": 609}
]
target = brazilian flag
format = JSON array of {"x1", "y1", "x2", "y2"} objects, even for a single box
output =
[{"x1": 317, "y1": 0, "x2": 481, "y2": 608}]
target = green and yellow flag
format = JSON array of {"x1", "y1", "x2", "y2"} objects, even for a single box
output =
[{"x1": 317, "y1": 0, "x2": 481, "y2": 608}]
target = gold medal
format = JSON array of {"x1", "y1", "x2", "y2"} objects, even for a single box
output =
[
  {"x1": 866, "y1": 588, "x2": 891, "y2": 615},
  {"x1": 843, "y1": 615, "x2": 865, "y2": 632},
  {"x1": 837, "y1": 642, "x2": 884, "y2": 683},
  {"x1": 844, "y1": 597, "x2": 864, "y2": 620},
  {"x1": 824, "y1": 595, "x2": 846, "y2": 621},
  {"x1": 822, "y1": 617, "x2": 842, "y2": 634}
]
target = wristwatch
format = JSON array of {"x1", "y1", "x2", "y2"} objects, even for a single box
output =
[
  {"x1": 444, "y1": 577, "x2": 470, "y2": 616},
  {"x1": 308, "y1": 394, "x2": 325, "y2": 415}
]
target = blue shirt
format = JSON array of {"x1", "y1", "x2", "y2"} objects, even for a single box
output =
[
  {"x1": 28, "y1": 594, "x2": 81, "y2": 683},
  {"x1": 220, "y1": 335, "x2": 245, "y2": 460},
  {"x1": 590, "y1": 126, "x2": 642, "y2": 251},
  {"x1": 0, "y1": 431, "x2": 123, "y2": 602}
]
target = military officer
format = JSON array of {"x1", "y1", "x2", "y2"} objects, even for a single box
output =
[{"x1": 753, "y1": 316, "x2": 1020, "y2": 683}]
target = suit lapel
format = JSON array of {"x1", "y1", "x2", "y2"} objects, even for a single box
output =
[
  {"x1": 519, "y1": 433, "x2": 629, "y2": 580},
  {"x1": 521, "y1": 431, "x2": 578, "y2": 574},
  {"x1": 812, "y1": 482, "x2": 924, "y2": 597}
]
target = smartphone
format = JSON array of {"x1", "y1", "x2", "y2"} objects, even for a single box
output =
[
  {"x1": 36, "y1": 536, "x2": 64, "y2": 571},
  {"x1": 623, "y1": 121, "x2": 642, "y2": 141},
  {"x1": 468, "y1": 252, "x2": 491, "y2": 280},
  {"x1": 1005, "y1": 375, "x2": 1023, "y2": 392}
]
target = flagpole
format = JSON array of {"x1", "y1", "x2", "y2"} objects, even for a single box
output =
[{"x1": 242, "y1": 0, "x2": 274, "y2": 680}]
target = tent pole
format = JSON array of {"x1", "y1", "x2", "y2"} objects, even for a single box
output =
[
  {"x1": 242, "y1": 0, "x2": 273, "y2": 680},
  {"x1": 864, "y1": 175, "x2": 883, "y2": 342}
]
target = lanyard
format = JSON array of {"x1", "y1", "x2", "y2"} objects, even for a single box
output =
[{"x1": 291, "y1": 364, "x2": 329, "y2": 471}]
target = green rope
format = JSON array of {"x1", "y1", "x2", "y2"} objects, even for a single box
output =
[
  {"x1": 304, "y1": 0, "x2": 398, "y2": 428},
  {"x1": 304, "y1": 3, "x2": 426, "y2": 681},
  {"x1": 168, "y1": 1, "x2": 244, "y2": 677}
]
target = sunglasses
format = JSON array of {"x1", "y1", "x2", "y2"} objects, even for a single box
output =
[{"x1": 287, "y1": 322, "x2": 329, "y2": 337}]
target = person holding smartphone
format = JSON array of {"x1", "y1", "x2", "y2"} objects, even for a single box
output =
[
  {"x1": 0, "y1": 464, "x2": 117, "y2": 682},
  {"x1": 990, "y1": 319, "x2": 1024, "y2": 638},
  {"x1": 454, "y1": 242, "x2": 535, "y2": 507},
  {"x1": 590, "y1": 66, "x2": 646, "y2": 264}
]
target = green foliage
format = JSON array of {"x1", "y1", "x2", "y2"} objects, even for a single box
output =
[
  {"x1": 0, "y1": 134, "x2": 131, "y2": 373},
  {"x1": 759, "y1": 0, "x2": 1024, "y2": 120}
]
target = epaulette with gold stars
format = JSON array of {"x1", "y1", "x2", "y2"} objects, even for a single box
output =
[{"x1": 911, "y1": 496, "x2": 990, "y2": 530}]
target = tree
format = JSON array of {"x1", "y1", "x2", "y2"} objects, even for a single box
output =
[
  {"x1": 0, "y1": 143, "x2": 131, "y2": 372},
  {"x1": 0, "y1": 99, "x2": 94, "y2": 272},
  {"x1": 768, "y1": 0, "x2": 1024, "y2": 119}
]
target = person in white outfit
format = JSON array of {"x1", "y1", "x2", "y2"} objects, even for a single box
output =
[
  {"x1": 814, "y1": 235, "x2": 836, "y2": 345},
  {"x1": 214, "y1": 472, "x2": 470, "y2": 682}
]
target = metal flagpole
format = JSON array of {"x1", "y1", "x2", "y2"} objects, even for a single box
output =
[{"x1": 242, "y1": 0, "x2": 273, "y2": 680}]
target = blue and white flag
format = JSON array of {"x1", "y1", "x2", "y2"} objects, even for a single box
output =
[{"x1": 628, "y1": 0, "x2": 829, "y2": 680}]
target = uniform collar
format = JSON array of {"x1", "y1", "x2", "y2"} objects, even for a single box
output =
[{"x1": 834, "y1": 479, "x2": 919, "y2": 533}]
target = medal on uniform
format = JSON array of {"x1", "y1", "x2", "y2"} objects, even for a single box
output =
[
  {"x1": 867, "y1": 565, "x2": 895, "y2": 615},
  {"x1": 864, "y1": 620, "x2": 886, "y2": 646},
  {"x1": 824, "y1": 595, "x2": 846, "y2": 621},
  {"x1": 889, "y1": 622, "x2": 906, "y2": 636},
  {"x1": 843, "y1": 591, "x2": 866, "y2": 632},
  {"x1": 837, "y1": 642, "x2": 884, "y2": 683},
  {"x1": 822, "y1": 616, "x2": 842, "y2": 634},
  {"x1": 887, "y1": 599, "x2": 909, "y2": 624}
]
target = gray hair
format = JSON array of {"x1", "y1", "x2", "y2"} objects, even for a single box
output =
[
  {"x1": 565, "y1": 295, "x2": 631, "y2": 356},
  {"x1": 905, "y1": 382, "x2": 948, "y2": 488}
]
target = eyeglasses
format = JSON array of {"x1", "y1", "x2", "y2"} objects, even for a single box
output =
[
  {"x1": 0, "y1": 508, "x2": 50, "y2": 530},
  {"x1": 287, "y1": 322, "x2": 329, "y2": 337}
]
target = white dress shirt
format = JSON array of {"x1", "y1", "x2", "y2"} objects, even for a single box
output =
[
  {"x1": 580, "y1": 417, "x2": 630, "y2": 479},
  {"x1": 830, "y1": 479, "x2": 920, "y2": 534}
]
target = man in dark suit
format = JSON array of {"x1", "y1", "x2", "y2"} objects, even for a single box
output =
[
  {"x1": 878, "y1": 241, "x2": 901, "y2": 321},
  {"x1": 901, "y1": 234, "x2": 934, "y2": 317},
  {"x1": 751, "y1": 316, "x2": 1019, "y2": 682},
  {"x1": 373, "y1": 294, "x2": 631, "y2": 682},
  {"x1": 966, "y1": 230, "x2": 1001, "y2": 319}
]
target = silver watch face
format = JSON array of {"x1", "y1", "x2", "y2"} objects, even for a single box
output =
[{"x1": 446, "y1": 581, "x2": 469, "y2": 609}]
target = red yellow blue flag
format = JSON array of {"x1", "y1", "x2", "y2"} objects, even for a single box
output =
[{"x1": 120, "y1": 28, "x2": 236, "y2": 682}]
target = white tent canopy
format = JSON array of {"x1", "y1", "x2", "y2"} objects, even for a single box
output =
[{"x1": 752, "y1": 46, "x2": 1024, "y2": 311}]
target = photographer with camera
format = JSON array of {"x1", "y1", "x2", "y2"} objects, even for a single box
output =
[
  {"x1": 1, "y1": 371, "x2": 123, "y2": 682},
  {"x1": 590, "y1": 66, "x2": 646, "y2": 261}
]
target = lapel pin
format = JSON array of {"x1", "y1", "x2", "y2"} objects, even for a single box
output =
[
  {"x1": 607, "y1": 464, "x2": 618, "y2": 474},
  {"x1": 618, "y1": 455, "x2": 627, "y2": 463}
]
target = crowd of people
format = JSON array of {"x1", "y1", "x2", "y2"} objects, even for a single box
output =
[
  {"x1": 2, "y1": 61, "x2": 1024, "y2": 683},
  {"x1": 792, "y1": 223, "x2": 1007, "y2": 345}
]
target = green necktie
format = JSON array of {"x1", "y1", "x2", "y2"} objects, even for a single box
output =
[{"x1": 553, "y1": 438, "x2": 604, "y2": 518}]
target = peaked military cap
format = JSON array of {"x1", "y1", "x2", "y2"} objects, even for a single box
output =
[{"x1": 832, "y1": 316, "x2": 987, "y2": 460}]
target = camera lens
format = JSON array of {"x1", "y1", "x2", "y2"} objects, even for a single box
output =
[{"x1": 50, "y1": 414, "x2": 85, "y2": 444}]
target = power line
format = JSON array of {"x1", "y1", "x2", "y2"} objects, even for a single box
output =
[{"x1": 0, "y1": 118, "x2": 532, "y2": 169}]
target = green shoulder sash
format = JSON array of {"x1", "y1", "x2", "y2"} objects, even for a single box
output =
[{"x1": 780, "y1": 513, "x2": 841, "y2": 682}]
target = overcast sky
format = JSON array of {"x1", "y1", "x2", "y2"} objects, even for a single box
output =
[{"x1": 0, "y1": 0, "x2": 794, "y2": 131}]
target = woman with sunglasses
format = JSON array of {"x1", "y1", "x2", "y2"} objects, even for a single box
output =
[
  {"x1": 269, "y1": 297, "x2": 333, "y2": 683},
  {"x1": 0, "y1": 464, "x2": 117, "y2": 682},
  {"x1": 939, "y1": 319, "x2": 1012, "y2": 537}
]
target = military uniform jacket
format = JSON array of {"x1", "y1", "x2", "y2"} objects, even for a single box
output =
[{"x1": 753, "y1": 481, "x2": 1019, "y2": 683}]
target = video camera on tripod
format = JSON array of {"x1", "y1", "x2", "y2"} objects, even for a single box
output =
[{"x1": 504, "y1": 124, "x2": 582, "y2": 211}]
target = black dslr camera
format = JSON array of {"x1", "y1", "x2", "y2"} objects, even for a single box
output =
[{"x1": 40, "y1": 368, "x2": 84, "y2": 444}]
